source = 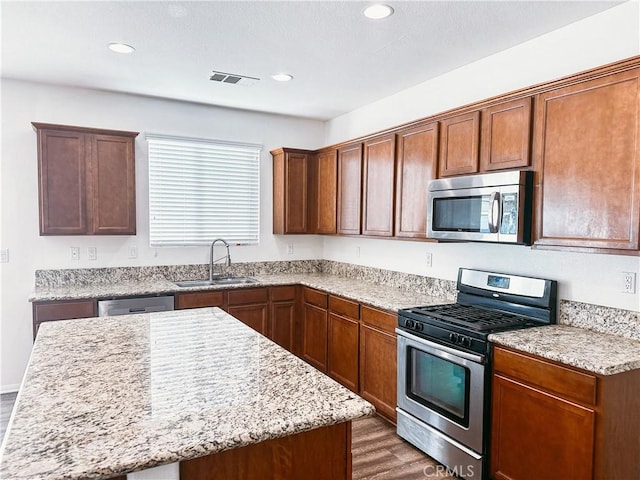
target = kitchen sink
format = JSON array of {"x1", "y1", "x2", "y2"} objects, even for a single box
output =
[{"x1": 174, "y1": 277, "x2": 258, "y2": 288}]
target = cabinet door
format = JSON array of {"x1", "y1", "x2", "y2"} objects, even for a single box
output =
[
  {"x1": 362, "y1": 134, "x2": 396, "y2": 236},
  {"x1": 480, "y1": 97, "x2": 532, "y2": 172},
  {"x1": 491, "y1": 374, "x2": 595, "y2": 480},
  {"x1": 315, "y1": 149, "x2": 338, "y2": 234},
  {"x1": 337, "y1": 143, "x2": 363, "y2": 235},
  {"x1": 271, "y1": 301, "x2": 296, "y2": 351},
  {"x1": 36, "y1": 129, "x2": 87, "y2": 234},
  {"x1": 302, "y1": 303, "x2": 328, "y2": 372},
  {"x1": 327, "y1": 313, "x2": 359, "y2": 392},
  {"x1": 228, "y1": 304, "x2": 269, "y2": 336},
  {"x1": 438, "y1": 111, "x2": 480, "y2": 177},
  {"x1": 533, "y1": 68, "x2": 640, "y2": 251},
  {"x1": 272, "y1": 149, "x2": 310, "y2": 234},
  {"x1": 32, "y1": 299, "x2": 97, "y2": 339},
  {"x1": 395, "y1": 122, "x2": 438, "y2": 238},
  {"x1": 88, "y1": 134, "x2": 136, "y2": 234},
  {"x1": 359, "y1": 324, "x2": 397, "y2": 422}
]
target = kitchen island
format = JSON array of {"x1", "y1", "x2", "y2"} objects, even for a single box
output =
[{"x1": 0, "y1": 308, "x2": 374, "y2": 479}]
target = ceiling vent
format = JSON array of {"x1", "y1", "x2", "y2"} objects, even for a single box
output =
[{"x1": 209, "y1": 71, "x2": 259, "y2": 86}]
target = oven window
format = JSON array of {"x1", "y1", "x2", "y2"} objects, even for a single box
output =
[
  {"x1": 407, "y1": 347, "x2": 470, "y2": 426},
  {"x1": 432, "y1": 196, "x2": 490, "y2": 233}
]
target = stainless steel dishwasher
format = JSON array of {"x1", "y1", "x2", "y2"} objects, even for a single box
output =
[{"x1": 97, "y1": 295, "x2": 174, "y2": 316}]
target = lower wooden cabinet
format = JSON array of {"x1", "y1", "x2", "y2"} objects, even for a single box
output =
[
  {"x1": 327, "y1": 296, "x2": 360, "y2": 392},
  {"x1": 32, "y1": 299, "x2": 97, "y2": 339},
  {"x1": 175, "y1": 291, "x2": 225, "y2": 309},
  {"x1": 269, "y1": 286, "x2": 297, "y2": 352},
  {"x1": 301, "y1": 288, "x2": 329, "y2": 372},
  {"x1": 227, "y1": 288, "x2": 269, "y2": 336},
  {"x1": 491, "y1": 346, "x2": 640, "y2": 480},
  {"x1": 359, "y1": 306, "x2": 397, "y2": 423}
]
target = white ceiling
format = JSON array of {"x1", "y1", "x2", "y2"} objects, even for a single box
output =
[{"x1": 1, "y1": 1, "x2": 625, "y2": 120}]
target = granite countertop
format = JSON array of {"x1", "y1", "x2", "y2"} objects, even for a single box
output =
[
  {"x1": 0, "y1": 308, "x2": 375, "y2": 480},
  {"x1": 489, "y1": 324, "x2": 640, "y2": 375},
  {"x1": 29, "y1": 272, "x2": 451, "y2": 312}
]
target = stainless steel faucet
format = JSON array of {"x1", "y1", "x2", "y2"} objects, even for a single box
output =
[{"x1": 209, "y1": 238, "x2": 231, "y2": 280}]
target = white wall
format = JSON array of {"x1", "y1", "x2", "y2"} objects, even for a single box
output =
[
  {"x1": 322, "y1": 1, "x2": 640, "y2": 312},
  {"x1": 0, "y1": 80, "x2": 325, "y2": 391}
]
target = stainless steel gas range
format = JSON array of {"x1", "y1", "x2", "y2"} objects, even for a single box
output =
[{"x1": 396, "y1": 268, "x2": 558, "y2": 479}]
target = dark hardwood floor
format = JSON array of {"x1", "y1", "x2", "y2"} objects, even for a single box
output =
[
  {"x1": 352, "y1": 415, "x2": 459, "y2": 480},
  {"x1": 1, "y1": 392, "x2": 456, "y2": 479}
]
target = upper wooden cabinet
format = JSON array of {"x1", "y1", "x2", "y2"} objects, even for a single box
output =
[
  {"x1": 480, "y1": 97, "x2": 532, "y2": 172},
  {"x1": 272, "y1": 148, "x2": 312, "y2": 234},
  {"x1": 438, "y1": 111, "x2": 480, "y2": 177},
  {"x1": 362, "y1": 134, "x2": 396, "y2": 237},
  {"x1": 313, "y1": 149, "x2": 338, "y2": 234},
  {"x1": 337, "y1": 143, "x2": 363, "y2": 235},
  {"x1": 395, "y1": 122, "x2": 439, "y2": 239},
  {"x1": 533, "y1": 68, "x2": 640, "y2": 251},
  {"x1": 33, "y1": 123, "x2": 138, "y2": 235}
]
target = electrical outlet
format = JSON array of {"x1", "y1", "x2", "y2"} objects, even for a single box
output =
[
  {"x1": 355, "y1": 246, "x2": 361, "y2": 258},
  {"x1": 286, "y1": 244, "x2": 294, "y2": 255},
  {"x1": 426, "y1": 252, "x2": 433, "y2": 268},
  {"x1": 0, "y1": 249, "x2": 8, "y2": 263},
  {"x1": 622, "y1": 272, "x2": 636, "y2": 294},
  {"x1": 128, "y1": 246, "x2": 138, "y2": 259},
  {"x1": 87, "y1": 247, "x2": 97, "y2": 261},
  {"x1": 70, "y1": 247, "x2": 80, "y2": 260}
]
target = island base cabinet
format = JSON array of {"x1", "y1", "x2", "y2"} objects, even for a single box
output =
[{"x1": 180, "y1": 422, "x2": 351, "y2": 480}]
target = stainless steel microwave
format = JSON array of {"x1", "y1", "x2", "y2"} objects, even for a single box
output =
[{"x1": 427, "y1": 170, "x2": 533, "y2": 244}]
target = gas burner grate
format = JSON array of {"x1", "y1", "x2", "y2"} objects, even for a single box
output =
[{"x1": 411, "y1": 304, "x2": 529, "y2": 331}]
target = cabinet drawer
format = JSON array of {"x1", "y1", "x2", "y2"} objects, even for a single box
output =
[
  {"x1": 270, "y1": 285, "x2": 296, "y2": 302},
  {"x1": 329, "y1": 295, "x2": 360, "y2": 320},
  {"x1": 228, "y1": 287, "x2": 269, "y2": 306},
  {"x1": 361, "y1": 306, "x2": 396, "y2": 335},
  {"x1": 493, "y1": 346, "x2": 597, "y2": 406},
  {"x1": 175, "y1": 291, "x2": 225, "y2": 309},
  {"x1": 33, "y1": 300, "x2": 97, "y2": 322},
  {"x1": 303, "y1": 287, "x2": 328, "y2": 308}
]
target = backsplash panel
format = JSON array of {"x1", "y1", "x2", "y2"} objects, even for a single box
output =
[{"x1": 559, "y1": 300, "x2": 640, "y2": 341}]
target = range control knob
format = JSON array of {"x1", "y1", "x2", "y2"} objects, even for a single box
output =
[
  {"x1": 448, "y1": 332, "x2": 459, "y2": 343},
  {"x1": 461, "y1": 337, "x2": 472, "y2": 348},
  {"x1": 406, "y1": 320, "x2": 414, "y2": 329},
  {"x1": 415, "y1": 323, "x2": 424, "y2": 332}
]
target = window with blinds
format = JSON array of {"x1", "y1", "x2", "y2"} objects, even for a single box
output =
[{"x1": 147, "y1": 134, "x2": 261, "y2": 247}]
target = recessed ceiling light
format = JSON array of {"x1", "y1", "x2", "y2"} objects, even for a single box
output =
[
  {"x1": 108, "y1": 43, "x2": 136, "y2": 54},
  {"x1": 272, "y1": 73, "x2": 293, "y2": 82},
  {"x1": 363, "y1": 4, "x2": 394, "y2": 20}
]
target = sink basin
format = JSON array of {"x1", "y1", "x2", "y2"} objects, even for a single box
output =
[{"x1": 174, "y1": 277, "x2": 258, "y2": 288}]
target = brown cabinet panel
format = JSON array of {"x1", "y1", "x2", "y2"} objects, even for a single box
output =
[
  {"x1": 491, "y1": 374, "x2": 595, "y2": 480},
  {"x1": 271, "y1": 148, "x2": 312, "y2": 234},
  {"x1": 337, "y1": 143, "x2": 363, "y2": 235},
  {"x1": 328, "y1": 295, "x2": 359, "y2": 320},
  {"x1": 395, "y1": 122, "x2": 438, "y2": 239},
  {"x1": 228, "y1": 287, "x2": 269, "y2": 306},
  {"x1": 180, "y1": 421, "x2": 350, "y2": 480},
  {"x1": 36, "y1": 129, "x2": 87, "y2": 234},
  {"x1": 533, "y1": 68, "x2": 640, "y2": 251},
  {"x1": 33, "y1": 123, "x2": 138, "y2": 235},
  {"x1": 359, "y1": 324, "x2": 397, "y2": 422},
  {"x1": 361, "y1": 305, "x2": 396, "y2": 335},
  {"x1": 175, "y1": 291, "x2": 226, "y2": 309},
  {"x1": 362, "y1": 134, "x2": 396, "y2": 236},
  {"x1": 480, "y1": 97, "x2": 532, "y2": 172},
  {"x1": 32, "y1": 299, "x2": 97, "y2": 339},
  {"x1": 270, "y1": 285, "x2": 296, "y2": 302},
  {"x1": 89, "y1": 134, "x2": 136, "y2": 234},
  {"x1": 438, "y1": 111, "x2": 480, "y2": 177},
  {"x1": 302, "y1": 303, "x2": 328, "y2": 372},
  {"x1": 314, "y1": 149, "x2": 338, "y2": 234},
  {"x1": 303, "y1": 287, "x2": 328, "y2": 308},
  {"x1": 270, "y1": 301, "x2": 296, "y2": 351},
  {"x1": 327, "y1": 313, "x2": 359, "y2": 392},
  {"x1": 228, "y1": 303, "x2": 269, "y2": 336}
]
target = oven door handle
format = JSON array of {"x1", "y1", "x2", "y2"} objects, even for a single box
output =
[{"x1": 396, "y1": 328, "x2": 486, "y2": 364}]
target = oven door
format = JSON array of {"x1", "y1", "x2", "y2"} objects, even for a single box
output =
[
  {"x1": 427, "y1": 184, "x2": 525, "y2": 244},
  {"x1": 397, "y1": 329, "x2": 487, "y2": 453}
]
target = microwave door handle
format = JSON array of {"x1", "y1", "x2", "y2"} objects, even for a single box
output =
[{"x1": 488, "y1": 191, "x2": 501, "y2": 233}]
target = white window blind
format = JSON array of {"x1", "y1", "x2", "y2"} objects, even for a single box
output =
[{"x1": 147, "y1": 134, "x2": 261, "y2": 247}]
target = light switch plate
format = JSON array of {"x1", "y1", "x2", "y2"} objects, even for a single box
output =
[
  {"x1": 87, "y1": 247, "x2": 97, "y2": 261},
  {"x1": 0, "y1": 249, "x2": 9, "y2": 263}
]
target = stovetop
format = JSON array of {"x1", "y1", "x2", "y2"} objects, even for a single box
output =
[{"x1": 397, "y1": 268, "x2": 558, "y2": 356}]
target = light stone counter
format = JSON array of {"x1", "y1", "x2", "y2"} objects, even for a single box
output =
[
  {"x1": 0, "y1": 308, "x2": 375, "y2": 480},
  {"x1": 29, "y1": 272, "x2": 453, "y2": 312},
  {"x1": 489, "y1": 324, "x2": 640, "y2": 375}
]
